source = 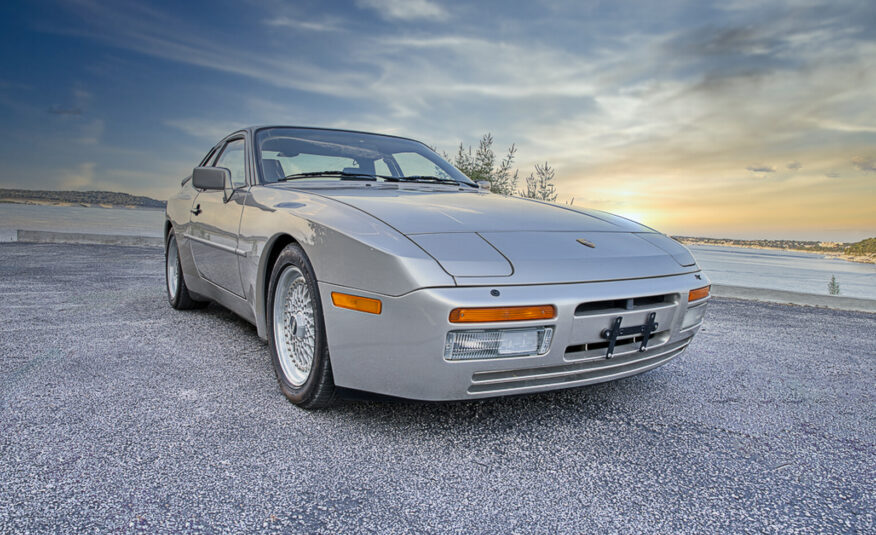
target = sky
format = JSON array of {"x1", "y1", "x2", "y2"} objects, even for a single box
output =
[{"x1": 0, "y1": 0, "x2": 874, "y2": 241}]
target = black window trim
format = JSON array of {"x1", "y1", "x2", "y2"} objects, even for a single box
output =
[{"x1": 213, "y1": 135, "x2": 247, "y2": 188}]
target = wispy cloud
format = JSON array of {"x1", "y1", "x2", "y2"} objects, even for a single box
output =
[
  {"x1": 48, "y1": 85, "x2": 92, "y2": 116},
  {"x1": 6, "y1": 0, "x2": 875, "y2": 239},
  {"x1": 76, "y1": 119, "x2": 105, "y2": 145},
  {"x1": 356, "y1": 0, "x2": 449, "y2": 21},
  {"x1": 851, "y1": 156, "x2": 876, "y2": 172},
  {"x1": 164, "y1": 118, "x2": 244, "y2": 142},
  {"x1": 44, "y1": 2, "x2": 374, "y2": 99},
  {"x1": 747, "y1": 165, "x2": 776, "y2": 173},
  {"x1": 60, "y1": 162, "x2": 96, "y2": 188},
  {"x1": 263, "y1": 16, "x2": 343, "y2": 32}
]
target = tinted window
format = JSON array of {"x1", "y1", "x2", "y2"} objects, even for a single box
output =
[{"x1": 215, "y1": 138, "x2": 246, "y2": 187}]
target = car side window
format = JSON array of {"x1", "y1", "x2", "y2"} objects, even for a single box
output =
[{"x1": 214, "y1": 139, "x2": 246, "y2": 187}]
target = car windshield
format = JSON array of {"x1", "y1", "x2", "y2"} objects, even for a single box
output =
[{"x1": 255, "y1": 127, "x2": 475, "y2": 186}]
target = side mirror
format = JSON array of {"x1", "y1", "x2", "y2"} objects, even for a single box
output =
[
  {"x1": 192, "y1": 166, "x2": 231, "y2": 191},
  {"x1": 476, "y1": 180, "x2": 491, "y2": 191}
]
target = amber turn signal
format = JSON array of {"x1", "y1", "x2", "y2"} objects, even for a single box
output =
[
  {"x1": 449, "y1": 305, "x2": 556, "y2": 323},
  {"x1": 688, "y1": 285, "x2": 711, "y2": 302},
  {"x1": 331, "y1": 292, "x2": 382, "y2": 314}
]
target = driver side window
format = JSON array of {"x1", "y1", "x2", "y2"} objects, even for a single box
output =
[{"x1": 215, "y1": 138, "x2": 246, "y2": 187}]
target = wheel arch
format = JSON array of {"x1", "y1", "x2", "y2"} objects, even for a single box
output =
[
  {"x1": 163, "y1": 219, "x2": 173, "y2": 245},
  {"x1": 255, "y1": 232, "x2": 300, "y2": 340}
]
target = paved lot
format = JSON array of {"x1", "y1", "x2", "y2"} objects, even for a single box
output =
[{"x1": 1, "y1": 242, "x2": 873, "y2": 533}]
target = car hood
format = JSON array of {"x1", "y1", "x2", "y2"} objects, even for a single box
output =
[
  {"x1": 300, "y1": 186, "x2": 651, "y2": 234},
  {"x1": 293, "y1": 186, "x2": 698, "y2": 284}
]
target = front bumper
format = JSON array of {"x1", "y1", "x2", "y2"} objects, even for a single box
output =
[{"x1": 319, "y1": 272, "x2": 709, "y2": 401}]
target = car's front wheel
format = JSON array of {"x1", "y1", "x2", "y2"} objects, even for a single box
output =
[
  {"x1": 165, "y1": 230, "x2": 208, "y2": 310},
  {"x1": 267, "y1": 243, "x2": 336, "y2": 408}
]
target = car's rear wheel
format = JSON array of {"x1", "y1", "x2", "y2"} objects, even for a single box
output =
[
  {"x1": 267, "y1": 243, "x2": 336, "y2": 408},
  {"x1": 165, "y1": 230, "x2": 208, "y2": 310}
]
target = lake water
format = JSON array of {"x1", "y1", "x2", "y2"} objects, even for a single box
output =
[
  {"x1": 0, "y1": 203, "x2": 165, "y2": 237},
  {"x1": 2, "y1": 203, "x2": 874, "y2": 299},
  {"x1": 688, "y1": 245, "x2": 876, "y2": 300}
]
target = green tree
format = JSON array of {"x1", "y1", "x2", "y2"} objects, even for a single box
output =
[
  {"x1": 452, "y1": 134, "x2": 520, "y2": 195},
  {"x1": 828, "y1": 275, "x2": 840, "y2": 295},
  {"x1": 845, "y1": 237, "x2": 876, "y2": 254},
  {"x1": 520, "y1": 161, "x2": 558, "y2": 202}
]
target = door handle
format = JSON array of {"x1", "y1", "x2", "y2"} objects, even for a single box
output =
[{"x1": 191, "y1": 204, "x2": 202, "y2": 216}]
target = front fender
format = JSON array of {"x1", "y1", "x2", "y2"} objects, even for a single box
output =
[{"x1": 239, "y1": 186, "x2": 455, "y2": 339}]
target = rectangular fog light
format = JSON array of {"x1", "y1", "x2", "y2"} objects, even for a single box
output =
[
  {"x1": 682, "y1": 304, "x2": 707, "y2": 330},
  {"x1": 444, "y1": 327, "x2": 553, "y2": 361}
]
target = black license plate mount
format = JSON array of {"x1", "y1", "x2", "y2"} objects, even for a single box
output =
[{"x1": 600, "y1": 312, "x2": 658, "y2": 359}]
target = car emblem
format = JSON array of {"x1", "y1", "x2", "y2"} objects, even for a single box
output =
[{"x1": 576, "y1": 238, "x2": 596, "y2": 248}]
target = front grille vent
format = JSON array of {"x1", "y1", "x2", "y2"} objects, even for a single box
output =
[
  {"x1": 468, "y1": 338, "x2": 691, "y2": 395},
  {"x1": 574, "y1": 293, "x2": 678, "y2": 316},
  {"x1": 565, "y1": 331, "x2": 670, "y2": 360}
]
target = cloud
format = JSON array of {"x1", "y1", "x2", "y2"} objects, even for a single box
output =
[
  {"x1": 48, "y1": 85, "x2": 92, "y2": 116},
  {"x1": 851, "y1": 156, "x2": 876, "y2": 172},
  {"x1": 164, "y1": 118, "x2": 243, "y2": 142},
  {"x1": 60, "y1": 162, "x2": 97, "y2": 188},
  {"x1": 263, "y1": 16, "x2": 342, "y2": 32},
  {"x1": 825, "y1": 171, "x2": 840, "y2": 178},
  {"x1": 746, "y1": 165, "x2": 776, "y2": 173},
  {"x1": 44, "y1": 2, "x2": 374, "y2": 100},
  {"x1": 73, "y1": 87, "x2": 92, "y2": 107},
  {"x1": 77, "y1": 119, "x2": 105, "y2": 145},
  {"x1": 810, "y1": 118, "x2": 876, "y2": 134},
  {"x1": 18, "y1": 0, "x2": 876, "y2": 240},
  {"x1": 356, "y1": 0, "x2": 448, "y2": 21}
]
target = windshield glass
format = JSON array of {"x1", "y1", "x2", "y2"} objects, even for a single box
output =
[{"x1": 255, "y1": 127, "x2": 474, "y2": 186}]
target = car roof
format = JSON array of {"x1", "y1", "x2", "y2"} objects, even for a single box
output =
[{"x1": 239, "y1": 125, "x2": 427, "y2": 146}]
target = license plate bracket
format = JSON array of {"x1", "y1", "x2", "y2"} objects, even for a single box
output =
[{"x1": 600, "y1": 312, "x2": 658, "y2": 359}]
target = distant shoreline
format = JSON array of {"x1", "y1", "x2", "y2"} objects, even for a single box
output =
[
  {"x1": 0, "y1": 198, "x2": 165, "y2": 211},
  {"x1": 0, "y1": 188, "x2": 166, "y2": 210},
  {"x1": 679, "y1": 239, "x2": 876, "y2": 265},
  {"x1": 3, "y1": 193, "x2": 873, "y2": 265}
]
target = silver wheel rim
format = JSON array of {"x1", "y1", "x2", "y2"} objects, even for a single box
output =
[
  {"x1": 167, "y1": 237, "x2": 179, "y2": 301},
  {"x1": 272, "y1": 266, "x2": 316, "y2": 386}
]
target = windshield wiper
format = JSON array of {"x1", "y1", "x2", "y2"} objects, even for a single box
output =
[
  {"x1": 385, "y1": 175, "x2": 469, "y2": 186},
  {"x1": 278, "y1": 171, "x2": 473, "y2": 187},
  {"x1": 279, "y1": 170, "x2": 385, "y2": 181}
]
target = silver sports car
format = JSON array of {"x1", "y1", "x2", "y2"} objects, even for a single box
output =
[{"x1": 164, "y1": 126, "x2": 710, "y2": 408}]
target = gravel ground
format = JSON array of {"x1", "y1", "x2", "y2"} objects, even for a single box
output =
[{"x1": 1, "y1": 243, "x2": 873, "y2": 534}]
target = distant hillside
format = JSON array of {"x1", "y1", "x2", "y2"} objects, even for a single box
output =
[
  {"x1": 845, "y1": 237, "x2": 876, "y2": 255},
  {"x1": 675, "y1": 235, "x2": 876, "y2": 264},
  {"x1": 673, "y1": 236, "x2": 847, "y2": 252},
  {"x1": 0, "y1": 189, "x2": 166, "y2": 209}
]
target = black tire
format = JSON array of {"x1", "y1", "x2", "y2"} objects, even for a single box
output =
[
  {"x1": 165, "y1": 230, "x2": 209, "y2": 310},
  {"x1": 267, "y1": 243, "x2": 336, "y2": 409}
]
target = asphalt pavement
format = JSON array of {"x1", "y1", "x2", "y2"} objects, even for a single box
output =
[{"x1": 1, "y1": 242, "x2": 873, "y2": 533}]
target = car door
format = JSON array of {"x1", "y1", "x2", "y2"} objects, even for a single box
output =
[{"x1": 187, "y1": 136, "x2": 247, "y2": 297}]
